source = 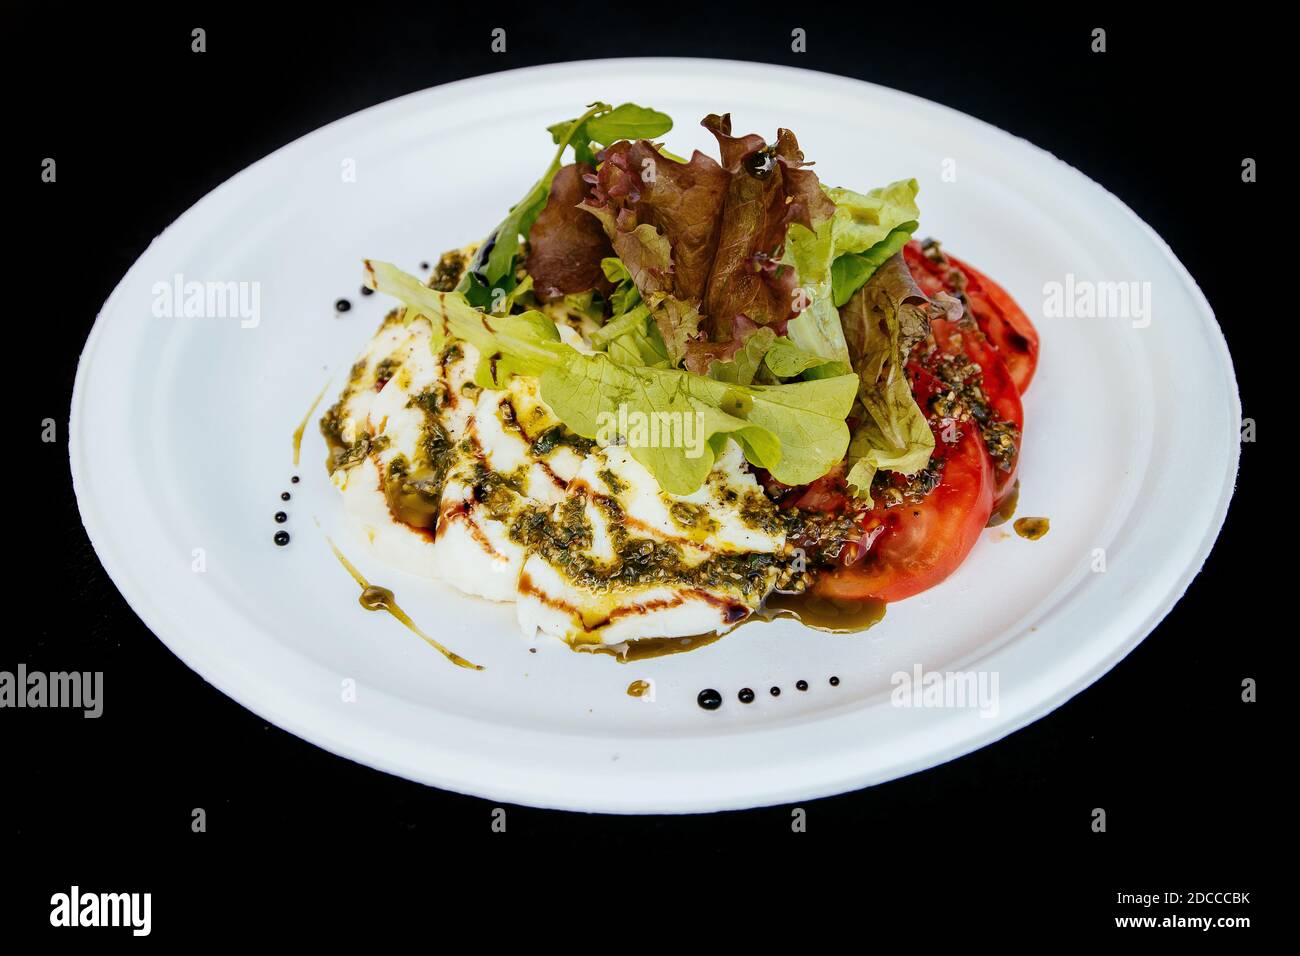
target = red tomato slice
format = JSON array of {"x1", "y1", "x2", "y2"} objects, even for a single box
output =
[
  {"x1": 902, "y1": 240, "x2": 950, "y2": 298},
  {"x1": 927, "y1": 316, "x2": 1023, "y2": 507},
  {"x1": 903, "y1": 241, "x2": 1040, "y2": 393},
  {"x1": 945, "y1": 254, "x2": 1039, "y2": 393},
  {"x1": 812, "y1": 365, "x2": 995, "y2": 604},
  {"x1": 792, "y1": 245, "x2": 1030, "y2": 604}
]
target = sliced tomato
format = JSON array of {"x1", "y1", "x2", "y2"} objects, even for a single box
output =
[
  {"x1": 812, "y1": 365, "x2": 995, "y2": 604},
  {"x1": 764, "y1": 466, "x2": 850, "y2": 513},
  {"x1": 789, "y1": 245, "x2": 1030, "y2": 604},
  {"x1": 945, "y1": 254, "x2": 1039, "y2": 393},
  {"x1": 903, "y1": 240, "x2": 1040, "y2": 393},
  {"x1": 902, "y1": 240, "x2": 950, "y2": 298},
  {"x1": 927, "y1": 315, "x2": 1023, "y2": 507}
]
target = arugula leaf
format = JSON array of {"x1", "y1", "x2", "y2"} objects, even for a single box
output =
[
  {"x1": 472, "y1": 101, "x2": 669, "y2": 298},
  {"x1": 366, "y1": 260, "x2": 858, "y2": 494},
  {"x1": 466, "y1": 102, "x2": 610, "y2": 297},
  {"x1": 584, "y1": 104, "x2": 674, "y2": 145},
  {"x1": 549, "y1": 103, "x2": 673, "y2": 166}
]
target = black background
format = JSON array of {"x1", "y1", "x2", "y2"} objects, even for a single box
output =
[{"x1": 7, "y1": 6, "x2": 1271, "y2": 934}]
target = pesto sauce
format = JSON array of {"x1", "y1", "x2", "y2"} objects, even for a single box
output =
[
  {"x1": 507, "y1": 490, "x2": 781, "y2": 598},
  {"x1": 334, "y1": 433, "x2": 389, "y2": 473},
  {"x1": 926, "y1": 344, "x2": 1020, "y2": 474},
  {"x1": 530, "y1": 424, "x2": 597, "y2": 459}
]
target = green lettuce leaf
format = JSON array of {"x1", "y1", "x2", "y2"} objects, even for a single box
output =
[
  {"x1": 589, "y1": 303, "x2": 671, "y2": 367},
  {"x1": 707, "y1": 327, "x2": 777, "y2": 385},
  {"x1": 839, "y1": 251, "x2": 939, "y2": 500},
  {"x1": 601, "y1": 257, "x2": 642, "y2": 317},
  {"x1": 763, "y1": 336, "x2": 849, "y2": 380},
  {"x1": 830, "y1": 222, "x2": 916, "y2": 307},
  {"x1": 783, "y1": 178, "x2": 921, "y2": 368},
  {"x1": 366, "y1": 260, "x2": 858, "y2": 494}
]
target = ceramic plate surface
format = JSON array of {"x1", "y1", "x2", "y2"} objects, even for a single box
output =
[{"x1": 71, "y1": 59, "x2": 1238, "y2": 812}]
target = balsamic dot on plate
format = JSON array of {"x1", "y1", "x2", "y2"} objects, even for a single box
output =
[
  {"x1": 360, "y1": 286, "x2": 374, "y2": 296},
  {"x1": 281, "y1": 492, "x2": 291, "y2": 501},
  {"x1": 335, "y1": 298, "x2": 351, "y2": 313},
  {"x1": 738, "y1": 687, "x2": 755, "y2": 704},
  {"x1": 829, "y1": 676, "x2": 840, "y2": 687},
  {"x1": 420, "y1": 261, "x2": 431, "y2": 271},
  {"x1": 274, "y1": 511, "x2": 287, "y2": 524},
  {"x1": 697, "y1": 688, "x2": 722, "y2": 711},
  {"x1": 273, "y1": 531, "x2": 290, "y2": 546},
  {"x1": 769, "y1": 686, "x2": 781, "y2": 697},
  {"x1": 796, "y1": 680, "x2": 809, "y2": 691},
  {"x1": 291, "y1": 475, "x2": 300, "y2": 484}
]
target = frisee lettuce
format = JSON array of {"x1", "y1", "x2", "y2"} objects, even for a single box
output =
[{"x1": 365, "y1": 260, "x2": 858, "y2": 495}]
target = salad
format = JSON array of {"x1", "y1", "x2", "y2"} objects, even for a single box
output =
[{"x1": 320, "y1": 101, "x2": 1040, "y2": 657}]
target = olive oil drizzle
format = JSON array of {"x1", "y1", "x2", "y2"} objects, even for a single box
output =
[
  {"x1": 1013, "y1": 516, "x2": 1050, "y2": 540},
  {"x1": 580, "y1": 632, "x2": 725, "y2": 662},
  {"x1": 293, "y1": 379, "x2": 332, "y2": 467},
  {"x1": 758, "y1": 591, "x2": 887, "y2": 633},
  {"x1": 324, "y1": 535, "x2": 482, "y2": 670},
  {"x1": 987, "y1": 479, "x2": 1021, "y2": 528}
]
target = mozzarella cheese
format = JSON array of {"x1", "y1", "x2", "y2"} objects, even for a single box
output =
[{"x1": 323, "y1": 281, "x2": 790, "y2": 652}]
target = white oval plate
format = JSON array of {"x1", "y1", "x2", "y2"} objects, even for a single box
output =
[{"x1": 71, "y1": 59, "x2": 1238, "y2": 813}]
